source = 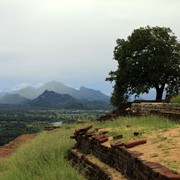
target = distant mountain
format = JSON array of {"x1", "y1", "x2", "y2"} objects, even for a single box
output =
[
  {"x1": 28, "y1": 90, "x2": 84, "y2": 109},
  {"x1": 78, "y1": 86, "x2": 109, "y2": 101},
  {"x1": 0, "y1": 93, "x2": 30, "y2": 105},
  {"x1": 13, "y1": 81, "x2": 110, "y2": 102},
  {"x1": 1, "y1": 89, "x2": 112, "y2": 109},
  {"x1": 13, "y1": 86, "x2": 37, "y2": 99},
  {"x1": 28, "y1": 90, "x2": 112, "y2": 109},
  {"x1": 79, "y1": 99, "x2": 113, "y2": 110}
]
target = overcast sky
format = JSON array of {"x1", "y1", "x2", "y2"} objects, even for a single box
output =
[{"x1": 0, "y1": 0, "x2": 180, "y2": 95}]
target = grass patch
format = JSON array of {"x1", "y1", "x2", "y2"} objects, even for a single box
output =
[
  {"x1": 150, "y1": 153, "x2": 159, "y2": 158},
  {"x1": 167, "y1": 161, "x2": 179, "y2": 170},
  {"x1": 94, "y1": 115, "x2": 178, "y2": 143},
  {"x1": 0, "y1": 126, "x2": 86, "y2": 180},
  {"x1": 170, "y1": 94, "x2": 180, "y2": 103}
]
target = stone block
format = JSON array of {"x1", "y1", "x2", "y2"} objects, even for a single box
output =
[
  {"x1": 124, "y1": 140, "x2": 146, "y2": 148},
  {"x1": 98, "y1": 137, "x2": 108, "y2": 143},
  {"x1": 111, "y1": 141, "x2": 124, "y2": 148},
  {"x1": 75, "y1": 125, "x2": 92, "y2": 133}
]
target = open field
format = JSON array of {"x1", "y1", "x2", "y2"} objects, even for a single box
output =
[{"x1": 0, "y1": 115, "x2": 179, "y2": 179}]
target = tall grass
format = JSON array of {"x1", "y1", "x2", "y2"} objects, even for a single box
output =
[
  {"x1": 91, "y1": 115, "x2": 178, "y2": 130},
  {"x1": 90, "y1": 116, "x2": 179, "y2": 142},
  {"x1": 0, "y1": 126, "x2": 85, "y2": 180},
  {"x1": 170, "y1": 94, "x2": 180, "y2": 103},
  {"x1": 0, "y1": 116, "x2": 178, "y2": 180}
]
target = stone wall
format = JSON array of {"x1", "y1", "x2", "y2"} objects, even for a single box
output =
[
  {"x1": 132, "y1": 103, "x2": 180, "y2": 115},
  {"x1": 69, "y1": 127, "x2": 180, "y2": 180}
]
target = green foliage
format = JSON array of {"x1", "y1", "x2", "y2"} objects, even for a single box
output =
[
  {"x1": 107, "y1": 26, "x2": 180, "y2": 106},
  {"x1": 170, "y1": 94, "x2": 180, "y2": 103}
]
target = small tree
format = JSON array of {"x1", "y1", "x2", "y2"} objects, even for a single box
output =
[{"x1": 106, "y1": 26, "x2": 180, "y2": 106}]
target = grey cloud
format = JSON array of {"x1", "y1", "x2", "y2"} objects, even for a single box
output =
[{"x1": 0, "y1": 0, "x2": 179, "y2": 94}]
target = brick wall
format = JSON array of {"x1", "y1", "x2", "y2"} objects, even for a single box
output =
[
  {"x1": 132, "y1": 103, "x2": 180, "y2": 114},
  {"x1": 69, "y1": 129, "x2": 180, "y2": 180},
  {"x1": 132, "y1": 103, "x2": 180, "y2": 120},
  {"x1": 68, "y1": 149, "x2": 116, "y2": 180}
]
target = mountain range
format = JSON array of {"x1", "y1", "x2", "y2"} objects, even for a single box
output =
[
  {"x1": 28, "y1": 90, "x2": 84, "y2": 109},
  {"x1": 0, "y1": 81, "x2": 111, "y2": 109},
  {"x1": 13, "y1": 81, "x2": 109, "y2": 101}
]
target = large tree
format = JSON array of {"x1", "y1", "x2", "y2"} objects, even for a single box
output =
[{"x1": 106, "y1": 26, "x2": 180, "y2": 106}]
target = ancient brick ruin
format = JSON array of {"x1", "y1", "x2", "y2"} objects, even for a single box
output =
[
  {"x1": 132, "y1": 103, "x2": 180, "y2": 120},
  {"x1": 68, "y1": 125, "x2": 180, "y2": 180}
]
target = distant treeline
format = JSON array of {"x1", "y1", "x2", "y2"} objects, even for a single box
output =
[
  {"x1": 0, "y1": 121, "x2": 42, "y2": 146},
  {"x1": 0, "y1": 106, "x2": 107, "y2": 146}
]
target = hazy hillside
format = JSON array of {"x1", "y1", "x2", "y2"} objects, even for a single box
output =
[
  {"x1": 28, "y1": 90, "x2": 84, "y2": 109},
  {"x1": 13, "y1": 86, "x2": 37, "y2": 99},
  {"x1": 79, "y1": 99, "x2": 113, "y2": 109},
  {"x1": 27, "y1": 90, "x2": 112, "y2": 109},
  {"x1": 0, "y1": 81, "x2": 111, "y2": 109},
  {"x1": 37, "y1": 81, "x2": 79, "y2": 98},
  {"x1": 78, "y1": 86, "x2": 109, "y2": 101},
  {"x1": 0, "y1": 93, "x2": 30, "y2": 105},
  {"x1": 13, "y1": 81, "x2": 110, "y2": 102}
]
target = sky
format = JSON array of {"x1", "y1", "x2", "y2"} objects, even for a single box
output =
[{"x1": 0, "y1": 0, "x2": 180, "y2": 97}]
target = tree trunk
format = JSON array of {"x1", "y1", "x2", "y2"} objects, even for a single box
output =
[{"x1": 155, "y1": 84, "x2": 165, "y2": 100}]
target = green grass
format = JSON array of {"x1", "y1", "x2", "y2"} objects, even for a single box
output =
[
  {"x1": 170, "y1": 94, "x2": 180, "y2": 103},
  {"x1": 0, "y1": 115, "x2": 179, "y2": 180},
  {"x1": 92, "y1": 116, "x2": 179, "y2": 143},
  {"x1": 96, "y1": 115, "x2": 177, "y2": 130},
  {"x1": 0, "y1": 126, "x2": 86, "y2": 180}
]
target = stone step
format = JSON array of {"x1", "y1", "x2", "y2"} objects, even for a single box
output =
[{"x1": 68, "y1": 149, "x2": 127, "y2": 180}]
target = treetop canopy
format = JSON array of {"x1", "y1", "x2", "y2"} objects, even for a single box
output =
[{"x1": 106, "y1": 26, "x2": 180, "y2": 106}]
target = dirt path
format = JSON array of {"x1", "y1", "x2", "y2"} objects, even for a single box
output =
[
  {"x1": 129, "y1": 128, "x2": 180, "y2": 173},
  {"x1": 99, "y1": 127, "x2": 180, "y2": 174},
  {"x1": 0, "y1": 134, "x2": 36, "y2": 159}
]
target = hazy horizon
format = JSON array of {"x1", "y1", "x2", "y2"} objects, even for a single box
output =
[
  {"x1": 1, "y1": 0, "x2": 180, "y2": 97},
  {"x1": 0, "y1": 80, "x2": 163, "y2": 100}
]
